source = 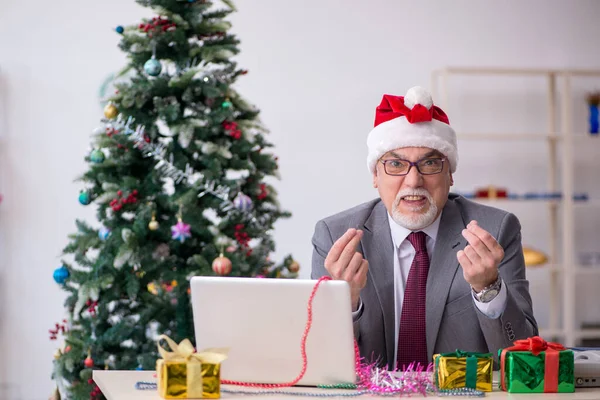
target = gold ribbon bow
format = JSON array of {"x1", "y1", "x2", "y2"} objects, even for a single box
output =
[
  {"x1": 157, "y1": 335, "x2": 228, "y2": 398},
  {"x1": 157, "y1": 334, "x2": 228, "y2": 364}
]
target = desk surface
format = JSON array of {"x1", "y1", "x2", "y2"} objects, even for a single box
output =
[{"x1": 93, "y1": 371, "x2": 600, "y2": 400}]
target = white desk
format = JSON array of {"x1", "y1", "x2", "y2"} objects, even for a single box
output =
[{"x1": 93, "y1": 371, "x2": 600, "y2": 400}]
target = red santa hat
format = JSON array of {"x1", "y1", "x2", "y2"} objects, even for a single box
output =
[{"x1": 366, "y1": 86, "x2": 458, "y2": 174}]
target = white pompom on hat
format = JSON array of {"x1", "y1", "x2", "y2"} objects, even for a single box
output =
[{"x1": 366, "y1": 86, "x2": 458, "y2": 174}]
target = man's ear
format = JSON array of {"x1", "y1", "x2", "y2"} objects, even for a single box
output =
[
  {"x1": 373, "y1": 170, "x2": 378, "y2": 188},
  {"x1": 449, "y1": 172, "x2": 454, "y2": 186}
]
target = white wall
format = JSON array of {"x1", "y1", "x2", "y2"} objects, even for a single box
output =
[{"x1": 1, "y1": 0, "x2": 599, "y2": 398}]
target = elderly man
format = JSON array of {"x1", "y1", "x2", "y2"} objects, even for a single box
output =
[{"x1": 311, "y1": 87, "x2": 538, "y2": 370}]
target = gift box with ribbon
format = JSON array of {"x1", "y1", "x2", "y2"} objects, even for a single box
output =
[
  {"x1": 156, "y1": 334, "x2": 228, "y2": 399},
  {"x1": 499, "y1": 336, "x2": 574, "y2": 393},
  {"x1": 433, "y1": 350, "x2": 493, "y2": 392}
]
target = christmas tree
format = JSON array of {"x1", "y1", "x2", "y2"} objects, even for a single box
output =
[{"x1": 50, "y1": 1, "x2": 298, "y2": 398}]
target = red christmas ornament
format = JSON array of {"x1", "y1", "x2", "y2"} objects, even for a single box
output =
[
  {"x1": 84, "y1": 356, "x2": 94, "y2": 368},
  {"x1": 257, "y1": 183, "x2": 268, "y2": 200},
  {"x1": 110, "y1": 189, "x2": 139, "y2": 212},
  {"x1": 212, "y1": 254, "x2": 232, "y2": 276},
  {"x1": 48, "y1": 320, "x2": 68, "y2": 340},
  {"x1": 234, "y1": 225, "x2": 250, "y2": 248},
  {"x1": 222, "y1": 121, "x2": 242, "y2": 140},
  {"x1": 86, "y1": 299, "x2": 99, "y2": 316}
]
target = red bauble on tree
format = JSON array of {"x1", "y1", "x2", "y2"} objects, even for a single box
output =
[
  {"x1": 234, "y1": 224, "x2": 250, "y2": 247},
  {"x1": 257, "y1": 183, "x2": 268, "y2": 200},
  {"x1": 212, "y1": 254, "x2": 232, "y2": 276}
]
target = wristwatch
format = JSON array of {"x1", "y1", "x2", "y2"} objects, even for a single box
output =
[{"x1": 472, "y1": 276, "x2": 502, "y2": 303}]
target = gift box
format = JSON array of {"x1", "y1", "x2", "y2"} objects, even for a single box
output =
[
  {"x1": 499, "y1": 336, "x2": 574, "y2": 393},
  {"x1": 433, "y1": 350, "x2": 493, "y2": 392},
  {"x1": 156, "y1": 335, "x2": 228, "y2": 399}
]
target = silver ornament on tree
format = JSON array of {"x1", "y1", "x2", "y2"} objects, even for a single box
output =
[{"x1": 233, "y1": 192, "x2": 252, "y2": 212}]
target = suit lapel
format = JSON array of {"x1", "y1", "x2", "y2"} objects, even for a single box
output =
[
  {"x1": 426, "y1": 199, "x2": 467, "y2": 359},
  {"x1": 362, "y1": 201, "x2": 396, "y2": 367}
]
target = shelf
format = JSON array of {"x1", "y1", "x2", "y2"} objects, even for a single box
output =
[
  {"x1": 527, "y1": 266, "x2": 600, "y2": 275},
  {"x1": 538, "y1": 329, "x2": 600, "y2": 340},
  {"x1": 457, "y1": 133, "x2": 557, "y2": 141},
  {"x1": 433, "y1": 68, "x2": 600, "y2": 348},
  {"x1": 457, "y1": 133, "x2": 600, "y2": 141},
  {"x1": 464, "y1": 198, "x2": 600, "y2": 208},
  {"x1": 575, "y1": 267, "x2": 600, "y2": 276},
  {"x1": 577, "y1": 329, "x2": 600, "y2": 339},
  {"x1": 433, "y1": 67, "x2": 600, "y2": 77}
]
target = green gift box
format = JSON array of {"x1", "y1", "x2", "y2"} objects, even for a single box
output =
[{"x1": 499, "y1": 336, "x2": 574, "y2": 393}]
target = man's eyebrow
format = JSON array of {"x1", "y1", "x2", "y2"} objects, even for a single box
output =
[
  {"x1": 423, "y1": 150, "x2": 443, "y2": 158},
  {"x1": 383, "y1": 150, "x2": 443, "y2": 159}
]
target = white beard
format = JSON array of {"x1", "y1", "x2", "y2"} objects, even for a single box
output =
[{"x1": 391, "y1": 188, "x2": 438, "y2": 230}]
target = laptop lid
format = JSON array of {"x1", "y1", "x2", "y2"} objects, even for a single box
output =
[{"x1": 190, "y1": 276, "x2": 356, "y2": 386}]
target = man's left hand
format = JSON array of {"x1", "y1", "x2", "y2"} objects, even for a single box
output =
[{"x1": 457, "y1": 220, "x2": 504, "y2": 292}]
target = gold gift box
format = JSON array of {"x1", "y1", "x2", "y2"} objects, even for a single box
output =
[
  {"x1": 157, "y1": 359, "x2": 221, "y2": 399},
  {"x1": 433, "y1": 351, "x2": 493, "y2": 392},
  {"x1": 155, "y1": 335, "x2": 228, "y2": 399}
]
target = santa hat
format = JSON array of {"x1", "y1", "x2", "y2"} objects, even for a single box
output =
[{"x1": 366, "y1": 86, "x2": 458, "y2": 174}]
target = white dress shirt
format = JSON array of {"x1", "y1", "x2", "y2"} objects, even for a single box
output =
[{"x1": 353, "y1": 211, "x2": 508, "y2": 366}]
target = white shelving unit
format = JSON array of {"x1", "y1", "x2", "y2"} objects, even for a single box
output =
[{"x1": 431, "y1": 67, "x2": 600, "y2": 347}]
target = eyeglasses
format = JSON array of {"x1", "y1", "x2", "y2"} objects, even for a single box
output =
[{"x1": 379, "y1": 157, "x2": 446, "y2": 176}]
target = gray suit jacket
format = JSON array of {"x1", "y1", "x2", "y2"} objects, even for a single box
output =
[{"x1": 311, "y1": 194, "x2": 538, "y2": 369}]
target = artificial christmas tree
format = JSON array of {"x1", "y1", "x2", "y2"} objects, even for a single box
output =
[{"x1": 50, "y1": 1, "x2": 296, "y2": 398}]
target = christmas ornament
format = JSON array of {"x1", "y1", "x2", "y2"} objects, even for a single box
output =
[
  {"x1": 86, "y1": 299, "x2": 99, "y2": 316},
  {"x1": 144, "y1": 57, "x2": 162, "y2": 77},
  {"x1": 148, "y1": 212, "x2": 159, "y2": 231},
  {"x1": 171, "y1": 219, "x2": 191, "y2": 243},
  {"x1": 221, "y1": 98, "x2": 232, "y2": 109},
  {"x1": 90, "y1": 149, "x2": 105, "y2": 163},
  {"x1": 103, "y1": 102, "x2": 118, "y2": 119},
  {"x1": 98, "y1": 227, "x2": 110, "y2": 241},
  {"x1": 171, "y1": 206, "x2": 191, "y2": 243},
  {"x1": 233, "y1": 192, "x2": 252, "y2": 212},
  {"x1": 139, "y1": 17, "x2": 176, "y2": 35},
  {"x1": 147, "y1": 282, "x2": 158, "y2": 295},
  {"x1": 78, "y1": 190, "x2": 91, "y2": 205},
  {"x1": 212, "y1": 253, "x2": 232, "y2": 276},
  {"x1": 53, "y1": 265, "x2": 69, "y2": 284},
  {"x1": 288, "y1": 261, "x2": 300, "y2": 273},
  {"x1": 84, "y1": 350, "x2": 94, "y2": 368},
  {"x1": 109, "y1": 189, "x2": 138, "y2": 212},
  {"x1": 116, "y1": 25, "x2": 124, "y2": 34},
  {"x1": 223, "y1": 121, "x2": 242, "y2": 139},
  {"x1": 257, "y1": 183, "x2": 268, "y2": 200},
  {"x1": 234, "y1": 224, "x2": 250, "y2": 247},
  {"x1": 48, "y1": 319, "x2": 68, "y2": 340}
]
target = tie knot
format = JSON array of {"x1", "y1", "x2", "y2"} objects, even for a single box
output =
[{"x1": 407, "y1": 231, "x2": 427, "y2": 252}]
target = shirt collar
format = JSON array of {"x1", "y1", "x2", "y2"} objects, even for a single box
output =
[{"x1": 387, "y1": 209, "x2": 442, "y2": 249}]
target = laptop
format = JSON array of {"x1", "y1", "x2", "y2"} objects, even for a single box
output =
[{"x1": 190, "y1": 276, "x2": 356, "y2": 386}]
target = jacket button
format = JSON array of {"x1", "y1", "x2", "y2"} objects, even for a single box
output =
[
  {"x1": 509, "y1": 333, "x2": 516, "y2": 341},
  {"x1": 505, "y1": 322, "x2": 512, "y2": 329}
]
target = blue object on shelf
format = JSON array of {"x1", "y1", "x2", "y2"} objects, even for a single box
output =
[{"x1": 589, "y1": 104, "x2": 599, "y2": 135}]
